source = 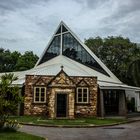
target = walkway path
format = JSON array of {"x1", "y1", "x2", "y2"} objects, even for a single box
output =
[{"x1": 19, "y1": 119, "x2": 140, "y2": 140}]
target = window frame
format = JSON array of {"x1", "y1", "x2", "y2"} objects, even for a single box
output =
[
  {"x1": 76, "y1": 87, "x2": 89, "y2": 104},
  {"x1": 34, "y1": 87, "x2": 46, "y2": 103}
]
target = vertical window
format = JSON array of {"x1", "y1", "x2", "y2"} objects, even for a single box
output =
[
  {"x1": 34, "y1": 87, "x2": 46, "y2": 103},
  {"x1": 62, "y1": 33, "x2": 109, "y2": 76},
  {"x1": 39, "y1": 35, "x2": 61, "y2": 65},
  {"x1": 77, "y1": 87, "x2": 89, "y2": 103}
]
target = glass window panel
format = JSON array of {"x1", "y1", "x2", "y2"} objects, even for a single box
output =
[
  {"x1": 83, "y1": 88, "x2": 87, "y2": 93},
  {"x1": 35, "y1": 97, "x2": 39, "y2": 101},
  {"x1": 36, "y1": 92, "x2": 39, "y2": 97},
  {"x1": 78, "y1": 93, "x2": 82, "y2": 97},
  {"x1": 78, "y1": 88, "x2": 82, "y2": 93},
  {"x1": 36, "y1": 88, "x2": 39, "y2": 93},
  {"x1": 41, "y1": 92, "x2": 45, "y2": 97},
  {"x1": 41, "y1": 88, "x2": 45, "y2": 93},
  {"x1": 83, "y1": 93, "x2": 87, "y2": 98},
  {"x1": 41, "y1": 97, "x2": 45, "y2": 102},
  {"x1": 78, "y1": 97, "x2": 82, "y2": 102},
  {"x1": 39, "y1": 35, "x2": 60, "y2": 65},
  {"x1": 62, "y1": 33, "x2": 109, "y2": 76},
  {"x1": 83, "y1": 98, "x2": 87, "y2": 102},
  {"x1": 56, "y1": 26, "x2": 61, "y2": 34},
  {"x1": 62, "y1": 25, "x2": 68, "y2": 32}
]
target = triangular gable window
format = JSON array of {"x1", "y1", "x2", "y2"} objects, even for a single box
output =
[
  {"x1": 62, "y1": 33, "x2": 109, "y2": 76},
  {"x1": 38, "y1": 35, "x2": 61, "y2": 65},
  {"x1": 62, "y1": 25, "x2": 68, "y2": 32},
  {"x1": 56, "y1": 26, "x2": 61, "y2": 35},
  {"x1": 36, "y1": 22, "x2": 109, "y2": 77}
]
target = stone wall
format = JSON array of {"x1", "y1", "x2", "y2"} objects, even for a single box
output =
[
  {"x1": 71, "y1": 76, "x2": 98, "y2": 117},
  {"x1": 24, "y1": 70, "x2": 98, "y2": 118}
]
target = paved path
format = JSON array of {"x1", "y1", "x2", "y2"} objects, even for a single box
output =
[{"x1": 19, "y1": 121, "x2": 140, "y2": 140}]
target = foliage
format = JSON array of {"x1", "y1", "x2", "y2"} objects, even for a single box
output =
[
  {"x1": 0, "y1": 48, "x2": 39, "y2": 72},
  {"x1": 85, "y1": 36, "x2": 140, "y2": 86},
  {"x1": 3, "y1": 120, "x2": 21, "y2": 132},
  {"x1": 0, "y1": 73, "x2": 22, "y2": 129},
  {"x1": 0, "y1": 131, "x2": 45, "y2": 140},
  {"x1": 15, "y1": 51, "x2": 38, "y2": 71},
  {"x1": 127, "y1": 59, "x2": 140, "y2": 86}
]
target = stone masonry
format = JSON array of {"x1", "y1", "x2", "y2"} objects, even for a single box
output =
[{"x1": 24, "y1": 69, "x2": 98, "y2": 118}]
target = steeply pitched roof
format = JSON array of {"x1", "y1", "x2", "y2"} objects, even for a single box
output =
[
  {"x1": 35, "y1": 21, "x2": 121, "y2": 81},
  {"x1": 1, "y1": 21, "x2": 127, "y2": 87}
]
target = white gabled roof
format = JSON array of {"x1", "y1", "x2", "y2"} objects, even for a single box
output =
[
  {"x1": 3, "y1": 21, "x2": 138, "y2": 91},
  {"x1": 35, "y1": 21, "x2": 121, "y2": 82},
  {"x1": 11, "y1": 55, "x2": 122, "y2": 85}
]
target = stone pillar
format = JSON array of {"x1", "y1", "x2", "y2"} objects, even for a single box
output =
[
  {"x1": 100, "y1": 90, "x2": 105, "y2": 117},
  {"x1": 119, "y1": 91, "x2": 127, "y2": 116},
  {"x1": 68, "y1": 92, "x2": 74, "y2": 119}
]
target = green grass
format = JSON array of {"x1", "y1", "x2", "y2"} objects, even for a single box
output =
[
  {"x1": 0, "y1": 130, "x2": 45, "y2": 140},
  {"x1": 10, "y1": 116, "x2": 127, "y2": 126}
]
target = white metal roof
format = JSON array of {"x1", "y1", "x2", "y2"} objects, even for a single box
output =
[
  {"x1": 10, "y1": 55, "x2": 121, "y2": 85},
  {"x1": 99, "y1": 81, "x2": 140, "y2": 91},
  {"x1": 1, "y1": 55, "x2": 140, "y2": 91},
  {"x1": 1, "y1": 21, "x2": 139, "y2": 91},
  {"x1": 35, "y1": 21, "x2": 121, "y2": 82}
]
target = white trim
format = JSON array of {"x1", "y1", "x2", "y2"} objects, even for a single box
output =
[
  {"x1": 34, "y1": 87, "x2": 46, "y2": 103},
  {"x1": 60, "y1": 23, "x2": 62, "y2": 55},
  {"x1": 76, "y1": 87, "x2": 89, "y2": 103}
]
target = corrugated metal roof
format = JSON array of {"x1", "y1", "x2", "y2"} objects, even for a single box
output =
[{"x1": 9, "y1": 55, "x2": 121, "y2": 85}]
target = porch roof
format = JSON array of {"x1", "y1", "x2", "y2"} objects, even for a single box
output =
[{"x1": 98, "y1": 81, "x2": 140, "y2": 91}]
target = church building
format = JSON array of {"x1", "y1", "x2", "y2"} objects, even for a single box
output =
[{"x1": 2, "y1": 21, "x2": 140, "y2": 118}]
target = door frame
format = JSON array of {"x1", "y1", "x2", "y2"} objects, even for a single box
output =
[{"x1": 55, "y1": 92, "x2": 69, "y2": 118}]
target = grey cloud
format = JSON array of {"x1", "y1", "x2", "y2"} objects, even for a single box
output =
[
  {"x1": 0, "y1": 0, "x2": 50, "y2": 15},
  {"x1": 0, "y1": 37, "x2": 18, "y2": 43},
  {"x1": 75, "y1": 0, "x2": 109, "y2": 9},
  {"x1": 105, "y1": 0, "x2": 140, "y2": 22},
  {"x1": 85, "y1": 0, "x2": 109, "y2": 9}
]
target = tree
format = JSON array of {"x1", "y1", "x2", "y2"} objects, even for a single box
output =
[
  {"x1": 85, "y1": 36, "x2": 103, "y2": 56},
  {"x1": 15, "y1": 51, "x2": 39, "y2": 71},
  {"x1": 85, "y1": 36, "x2": 140, "y2": 85},
  {"x1": 0, "y1": 48, "x2": 39, "y2": 72},
  {"x1": 127, "y1": 59, "x2": 140, "y2": 87},
  {"x1": 0, "y1": 73, "x2": 22, "y2": 128},
  {"x1": 0, "y1": 48, "x2": 21, "y2": 72}
]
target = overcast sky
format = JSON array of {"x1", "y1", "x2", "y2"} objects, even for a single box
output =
[{"x1": 0, "y1": 0, "x2": 140, "y2": 56}]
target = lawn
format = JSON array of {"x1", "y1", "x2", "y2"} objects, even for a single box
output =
[
  {"x1": 0, "y1": 130, "x2": 44, "y2": 140},
  {"x1": 10, "y1": 116, "x2": 127, "y2": 126}
]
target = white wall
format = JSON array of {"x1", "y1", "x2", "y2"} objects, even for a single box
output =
[{"x1": 125, "y1": 90, "x2": 140, "y2": 112}]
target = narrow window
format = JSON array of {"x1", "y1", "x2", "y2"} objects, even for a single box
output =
[
  {"x1": 34, "y1": 87, "x2": 46, "y2": 103},
  {"x1": 77, "y1": 87, "x2": 89, "y2": 103}
]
